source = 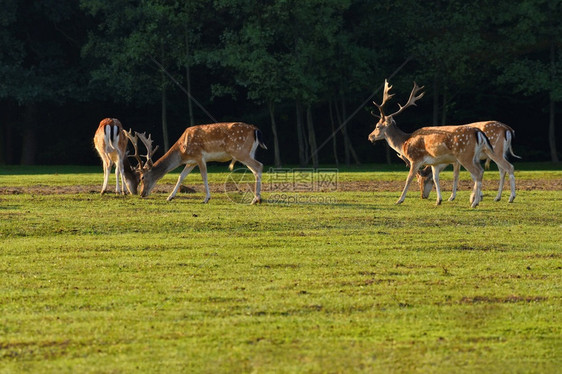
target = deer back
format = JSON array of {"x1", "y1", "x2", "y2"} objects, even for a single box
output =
[
  {"x1": 404, "y1": 126, "x2": 484, "y2": 163},
  {"x1": 467, "y1": 121, "x2": 513, "y2": 153},
  {"x1": 178, "y1": 122, "x2": 259, "y2": 162}
]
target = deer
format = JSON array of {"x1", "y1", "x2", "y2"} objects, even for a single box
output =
[
  {"x1": 126, "y1": 122, "x2": 267, "y2": 204},
  {"x1": 416, "y1": 122, "x2": 520, "y2": 203},
  {"x1": 368, "y1": 80, "x2": 496, "y2": 208},
  {"x1": 93, "y1": 118, "x2": 139, "y2": 195}
]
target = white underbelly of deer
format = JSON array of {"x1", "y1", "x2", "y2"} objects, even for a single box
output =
[
  {"x1": 202, "y1": 151, "x2": 231, "y2": 163},
  {"x1": 422, "y1": 153, "x2": 457, "y2": 165}
]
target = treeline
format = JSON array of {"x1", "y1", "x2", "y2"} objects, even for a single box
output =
[{"x1": 1, "y1": 0, "x2": 560, "y2": 166}]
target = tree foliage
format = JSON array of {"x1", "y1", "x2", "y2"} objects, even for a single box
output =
[{"x1": 0, "y1": 0, "x2": 559, "y2": 164}]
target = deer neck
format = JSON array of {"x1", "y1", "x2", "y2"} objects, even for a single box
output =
[
  {"x1": 147, "y1": 145, "x2": 183, "y2": 182},
  {"x1": 122, "y1": 157, "x2": 137, "y2": 182},
  {"x1": 384, "y1": 123, "x2": 410, "y2": 156}
]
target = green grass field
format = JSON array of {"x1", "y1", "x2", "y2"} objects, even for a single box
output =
[{"x1": 1, "y1": 164, "x2": 561, "y2": 373}]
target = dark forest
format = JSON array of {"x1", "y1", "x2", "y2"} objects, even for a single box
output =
[{"x1": 1, "y1": 0, "x2": 561, "y2": 166}]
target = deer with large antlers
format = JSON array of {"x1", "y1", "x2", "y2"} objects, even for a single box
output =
[
  {"x1": 368, "y1": 80, "x2": 496, "y2": 208},
  {"x1": 126, "y1": 122, "x2": 267, "y2": 204},
  {"x1": 417, "y1": 122, "x2": 520, "y2": 202},
  {"x1": 94, "y1": 118, "x2": 139, "y2": 195}
]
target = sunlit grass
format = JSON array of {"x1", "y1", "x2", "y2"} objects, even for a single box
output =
[
  {"x1": 0, "y1": 163, "x2": 560, "y2": 187},
  {"x1": 0, "y1": 166, "x2": 560, "y2": 372}
]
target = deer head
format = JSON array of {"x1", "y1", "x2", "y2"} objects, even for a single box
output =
[
  {"x1": 124, "y1": 129, "x2": 160, "y2": 196},
  {"x1": 416, "y1": 165, "x2": 434, "y2": 199},
  {"x1": 368, "y1": 80, "x2": 425, "y2": 143}
]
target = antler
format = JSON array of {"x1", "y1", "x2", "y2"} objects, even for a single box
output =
[
  {"x1": 124, "y1": 128, "x2": 143, "y2": 168},
  {"x1": 372, "y1": 79, "x2": 395, "y2": 117},
  {"x1": 137, "y1": 132, "x2": 159, "y2": 168},
  {"x1": 388, "y1": 81, "x2": 425, "y2": 118}
]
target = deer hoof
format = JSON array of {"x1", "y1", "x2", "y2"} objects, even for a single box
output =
[
  {"x1": 508, "y1": 196, "x2": 515, "y2": 203},
  {"x1": 251, "y1": 197, "x2": 262, "y2": 205},
  {"x1": 436, "y1": 199, "x2": 442, "y2": 206},
  {"x1": 202, "y1": 197, "x2": 210, "y2": 204}
]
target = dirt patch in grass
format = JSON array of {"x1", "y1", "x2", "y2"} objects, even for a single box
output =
[
  {"x1": 0, "y1": 178, "x2": 559, "y2": 195},
  {"x1": 336, "y1": 178, "x2": 561, "y2": 192},
  {"x1": 458, "y1": 295, "x2": 548, "y2": 304}
]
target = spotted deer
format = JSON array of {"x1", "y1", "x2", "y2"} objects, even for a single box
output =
[
  {"x1": 126, "y1": 122, "x2": 267, "y2": 204},
  {"x1": 93, "y1": 118, "x2": 139, "y2": 195},
  {"x1": 368, "y1": 80, "x2": 495, "y2": 208},
  {"x1": 417, "y1": 122, "x2": 520, "y2": 202}
]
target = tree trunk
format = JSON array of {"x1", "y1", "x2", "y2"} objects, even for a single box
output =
[
  {"x1": 441, "y1": 85, "x2": 448, "y2": 126},
  {"x1": 335, "y1": 97, "x2": 350, "y2": 166},
  {"x1": 339, "y1": 98, "x2": 360, "y2": 165},
  {"x1": 0, "y1": 121, "x2": 4, "y2": 164},
  {"x1": 268, "y1": 101, "x2": 282, "y2": 167},
  {"x1": 549, "y1": 43, "x2": 559, "y2": 162},
  {"x1": 161, "y1": 82, "x2": 169, "y2": 152},
  {"x1": 549, "y1": 96, "x2": 558, "y2": 162},
  {"x1": 185, "y1": 26, "x2": 195, "y2": 127},
  {"x1": 385, "y1": 143, "x2": 392, "y2": 165},
  {"x1": 20, "y1": 103, "x2": 38, "y2": 165},
  {"x1": 296, "y1": 102, "x2": 307, "y2": 166},
  {"x1": 348, "y1": 138, "x2": 361, "y2": 165},
  {"x1": 4, "y1": 124, "x2": 14, "y2": 164},
  {"x1": 328, "y1": 100, "x2": 339, "y2": 166},
  {"x1": 160, "y1": 44, "x2": 169, "y2": 152},
  {"x1": 433, "y1": 75, "x2": 439, "y2": 126},
  {"x1": 306, "y1": 105, "x2": 319, "y2": 168}
]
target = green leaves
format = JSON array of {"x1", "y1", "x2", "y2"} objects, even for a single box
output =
[
  {"x1": 494, "y1": 0, "x2": 562, "y2": 100},
  {"x1": 0, "y1": 1, "x2": 87, "y2": 104}
]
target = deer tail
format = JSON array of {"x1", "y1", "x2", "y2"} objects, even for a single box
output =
[
  {"x1": 104, "y1": 122, "x2": 120, "y2": 152},
  {"x1": 505, "y1": 129, "x2": 522, "y2": 159},
  {"x1": 255, "y1": 129, "x2": 268, "y2": 150},
  {"x1": 474, "y1": 130, "x2": 493, "y2": 165}
]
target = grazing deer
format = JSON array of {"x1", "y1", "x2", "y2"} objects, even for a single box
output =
[
  {"x1": 93, "y1": 118, "x2": 138, "y2": 195},
  {"x1": 126, "y1": 122, "x2": 267, "y2": 204},
  {"x1": 417, "y1": 122, "x2": 520, "y2": 202},
  {"x1": 368, "y1": 80, "x2": 494, "y2": 208}
]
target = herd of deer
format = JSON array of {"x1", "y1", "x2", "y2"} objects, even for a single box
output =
[{"x1": 94, "y1": 80, "x2": 519, "y2": 208}]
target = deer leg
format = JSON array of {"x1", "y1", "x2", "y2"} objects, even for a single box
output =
[
  {"x1": 486, "y1": 149, "x2": 516, "y2": 203},
  {"x1": 500, "y1": 163, "x2": 516, "y2": 203},
  {"x1": 470, "y1": 167, "x2": 484, "y2": 208},
  {"x1": 508, "y1": 171, "x2": 516, "y2": 203},
  {"x1": 117, "y1": 159, "x2": 128, "y2": 195},
  {"x1": 495, "y1": 168, "x2": 506, "y2": 201},
  {"x1": 120, "y1": 169, "x2": 126, "y2": 194},
  {"x1": 198, "y1": 161, "x2": 211, "y2": 203},
  {"x1": 449, "y1": 162, "x2": 460, "y2": 201},
  {"x1": 396, "y1": 164, "x2": 419, "y2": 205},
  {"x1": 459, "y1": 159, "x2": 483, "y2": 208},
  {"x1": 431, "y1": 165, "x2": 443, "y2": 205},
  {"x1": 240, "y1": 158, "x2": 263, "y2": 204},
  {"x1": 101, "y1": 158, "x2": 111, "y2": 195},
  {"x1": 167, "y1": 164, "x2": 196, "y2": 202},
  {"x1": 114, "y1": 161, "x2": 122, "y2": 194}
]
